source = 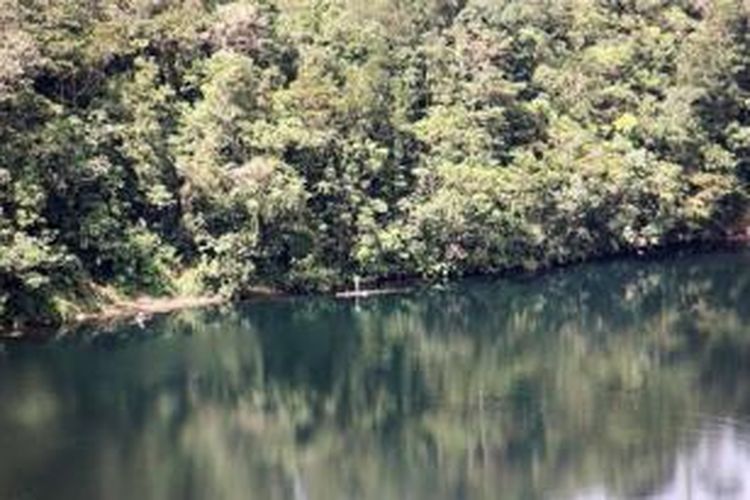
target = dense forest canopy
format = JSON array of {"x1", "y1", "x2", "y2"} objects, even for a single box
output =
[{"x1": 1, "y1": 0, "x2": 749, "y2": 327}]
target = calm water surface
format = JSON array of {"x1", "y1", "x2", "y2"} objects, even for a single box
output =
[{"x1": 2, "y1": 251, "x2": 750, "y2": 500}]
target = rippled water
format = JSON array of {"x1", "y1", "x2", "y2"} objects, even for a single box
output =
[{"x1": 2, "y1": 251, "x2": 750, "y2": 500}]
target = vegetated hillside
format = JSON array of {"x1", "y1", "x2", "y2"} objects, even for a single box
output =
[{"x1": 1, "y1": 0, "x2": 748, "y2": 327}]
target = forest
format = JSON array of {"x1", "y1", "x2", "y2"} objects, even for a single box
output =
[{"x1": 2, "y1": 0, "x2": 750, "y2": 328}]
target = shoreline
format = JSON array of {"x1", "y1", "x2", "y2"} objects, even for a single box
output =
[
  {"x1": 2, "y1": 238, "x2": 749, "y2": 340},
  {"x1": 72, "y1": 295, "x2": 227, "y2": 324},
  {"x1": 0, "y1": 287, "x2": 282, "y2": 340},
  {"x1": 66, "y1": 285, "x2": 284, "y2": 331}
]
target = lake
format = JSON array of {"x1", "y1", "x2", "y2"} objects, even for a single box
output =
[{"x1": 2, "y1": 251, "x2": 750, "y2": 500}]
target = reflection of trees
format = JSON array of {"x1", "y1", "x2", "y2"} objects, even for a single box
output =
[{"x1": 1, "y1": 251, "x2": 750, "y2": 499}]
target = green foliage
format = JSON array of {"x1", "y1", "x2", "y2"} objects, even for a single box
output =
[{"x1": 1, "y1": 0, "x2": 749, "y2": 327}]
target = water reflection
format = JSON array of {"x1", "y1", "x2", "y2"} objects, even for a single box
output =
[
  {"x1": 650, "y1": 419, "x2": 750, "y2": 500},
  {"x1": 1, "y1": 251, "x2": 750, "y2": 499}
]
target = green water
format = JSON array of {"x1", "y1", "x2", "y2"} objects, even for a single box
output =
[{"x1": 2, "y1": 251, "x2": 750, "y2": 500}]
